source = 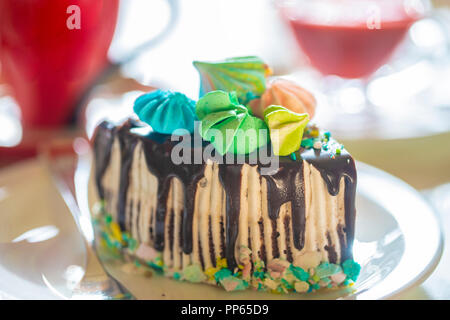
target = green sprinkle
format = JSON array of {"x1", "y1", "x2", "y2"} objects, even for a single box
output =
[
  {"x1": 322, "y1": 143, "x2": 329, "y2": 151},
  {"x1": 342, "y1": 259, "x2": 361, "y2": 282},
  {"x1": 173, "y1": 272, "x2": 181, "y2": 280},
  {"x1": 105, "y1": 215, "x2": 112, "y2": 225},
  {"x1": 312, "y1": 283, "x2": 320, "y2": 290},
  {"x1": 290, "y1": 152, "x2": 297, "y2": 161},
  {"x1": 148, "y1": 262, "x2": 164, "y2": 274},
  {"x1": 128, "y1": 238, "x2": 137, "y2": 251},
  {"x1": 301, "y1": 138, "x2": 314, "y2": 149},
  {"x1": 289, "y1": 265, "x2": 309, "y2": 281},
  {"x1": 281, "y1": 278, "x2": 293, "y2": 290},
  {"x1": 315, "y1": 262, "x2": 342, "y2": 278},
  {"x1": 324, "y1": 131, "x2": 331, "y2": 139},
  {"x1": 335, "y1": 148, "x2": 341, "y2": 155},
  {"x1": 214, "y1": 268, "x2": 232, "y2": 282}
]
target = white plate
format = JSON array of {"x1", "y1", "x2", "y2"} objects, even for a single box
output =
[{"x1": 0, "y1": 159, "x2": 443, "y2": 299}]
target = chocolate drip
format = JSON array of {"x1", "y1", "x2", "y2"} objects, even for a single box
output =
[
  {"x1": 141, "y1": 134, "x2": 205, "y2": 252},
  {"x1": 92, "y1": 121, "x2": 116, "y2": 199},
  {"x1": 219, "y1": 217, "x2": 225, "y2": 258},
  {"x1": 149, "y1": 207, "x2": 154, "y2": 242},
  {"x1": 259, "y1": 162, "x2": 306, "y2": 251},
  {"x1": 325, "y1": 232, "x2": 337, "y2": 264},
  {"x1": 127, "y1": 199, "x2": 134, "y2": 232},
  {"x1": 337, "y1": 223, "x2": 347, "y2": 262},
  {"x1": 198, "y1": 234, "x2": 205, "y2": 270},
  {"x1": 258, "y1": 219, "x2": 267, "y2": 262},
  {"x1": 271, "y1": 219, "x2": 280, "y2": 259},
  {"x1": 301, "y1": 147, "x2": 357, "y2": 261},
  {"x1": 136, "y1": 201, "x2": 141, "y2": 242},
  {"x1": 208, "y1": 216, "x2": 216, "y2": 267},
  {"x1": 153, "y1": 179, "x2": 171, "y2": 251},
  {"x1": 284, "y1": 215, "x2": 293, "y2": 262},
  {"x1": 179, "y1": 207, "x2": 184, "y2": 252},
  {"x1": 117, "y1": 120, "x2": 139, "y2": 230},
  {"x1": 248, "y1": 227, "x2": 254, "y2": 273},
  {"x1": 218, "y1": 164, "x2": 243, "y2": 270},
  {"x1": 168, "y1": 209, "x2": 175, "y2": 261}
]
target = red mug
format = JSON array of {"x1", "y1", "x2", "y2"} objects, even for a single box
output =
[
  {"x1": 0, "y1": 0, "x2": 178, "y2": 129},
  {"x1": 0, "y1": 0, "x2": 120, "y2": 128}
]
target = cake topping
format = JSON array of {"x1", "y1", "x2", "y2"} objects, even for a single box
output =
[
  {"x1": 250, "y1": 78, "x2": 316, "y2": 119},
  {"x1": 195, "y1": 90, "x2": 269, "y2": 155},
  {"x1": 263, "y1": 105, "x2": 309, "y2": 156},
  {"x1": 193, "y1": 56, "x2": 271, "y2": 105},
  {"x1": 133, "y1": 89, "x2": 197, "y2": 134},
  {"x1": 342, "y1": 259, "x2": 361, "y2": 282}
]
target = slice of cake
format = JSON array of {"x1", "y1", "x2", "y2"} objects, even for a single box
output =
[{"x1": 90, "y1": 57, "x2": 360, "y2": 294}]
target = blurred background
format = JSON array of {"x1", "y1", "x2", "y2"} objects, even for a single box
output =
[{"x1": 0, "y1": 0, "x2": 449, "y2": 298}]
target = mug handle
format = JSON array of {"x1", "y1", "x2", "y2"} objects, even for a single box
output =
[{"x1": 116, "y1": 0, "x2": 180, "y2": 66}]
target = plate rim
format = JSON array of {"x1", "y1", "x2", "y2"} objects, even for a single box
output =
[{"x1": 352, "y1": 161, "x2": 444, "y2": 300}]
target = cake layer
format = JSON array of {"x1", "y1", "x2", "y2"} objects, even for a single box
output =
[{"x1": 92, "y1": 119, "x2": 357, "y2": 273}]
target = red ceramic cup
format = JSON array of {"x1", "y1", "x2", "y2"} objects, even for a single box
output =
[{"x1": 0, "y1": 0, "x2": 120, "y2": 128}]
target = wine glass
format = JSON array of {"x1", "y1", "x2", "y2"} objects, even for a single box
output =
[{"x1": 275, "y1": 0, "x2": 432, "y2": 139}]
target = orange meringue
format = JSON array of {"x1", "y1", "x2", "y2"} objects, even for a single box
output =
[{"x1": 250, "y1": 78, "x2": 316, "y2": 119}]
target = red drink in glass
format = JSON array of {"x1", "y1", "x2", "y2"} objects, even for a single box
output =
[
  {"x1": 279, "y1": 0, "x2": 423, "y2": 78},
  {"x1": 0, "y1": 0, "x2": 119, "y2": 128}
]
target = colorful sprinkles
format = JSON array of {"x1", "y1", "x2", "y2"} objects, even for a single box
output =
[
  {"x1": 94, "y1": 204, "x2": 361, "y2": 294},
  {"x1": 300, "y1": 125, "x2": 345, "y2": 159}
]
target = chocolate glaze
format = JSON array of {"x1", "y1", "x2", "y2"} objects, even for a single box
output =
[
  {"x1": 92, "y1": 121, "x2": 116, "y2": 199},
  {"x1": 258, "y1": 218, "x2": 267, "y2": 263},
  {"x1": 117, "y1": 119, "x2": 139, "y2": 230},
  {"x1": 271, "y1": 219, "x2": 280, "y2": 259},
  {"x1": 301, "y1": 148, "x2": 357, "y2": 261},
  {"x1": 325, "y1": 232, "x2": 338, "y2": 264},
  {"x1": 259, "y1": 161, "x2": 306, "y2": 253},
  {"x1": 208, "y1": 216, "x2": 216, "y2": 267},
  {"x1": 140, "y1": 133, "x2": 205, "y2": 253},
  {"x1": 284, "y1": 215, "x2": 293, "y2": 262},
  {"x1": 168, "y1": 209, "x2": 174, "y2": 261},
  {"x1": 218, "y1": 164, "x2": 243, "y2": 270},
  {"x1": 91, "y1": 119, "x2": 356, "y2": 268}
]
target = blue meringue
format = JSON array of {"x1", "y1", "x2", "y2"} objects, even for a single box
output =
[{"x1": 133, "y1": 90, "x2": 197, "y2": 135}]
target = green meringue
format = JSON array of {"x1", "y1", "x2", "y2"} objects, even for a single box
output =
[
  {"x1": 193, "y1": 56, "x2": 270, "y2": 105},
  {"x1": 196, "y1": 90, "x2": 269, "y2": 155},
  {"x1": 263, "y1": 105, "x2": 309, "y2": 156}
]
